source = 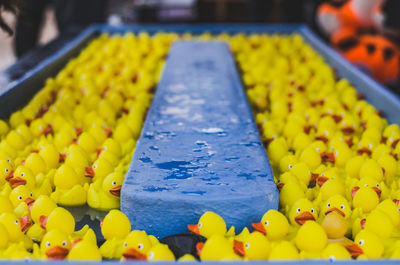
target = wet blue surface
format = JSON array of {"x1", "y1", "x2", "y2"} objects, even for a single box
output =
[{"x1": 121, "y1": 41, "x2": 278, "y2": 238}]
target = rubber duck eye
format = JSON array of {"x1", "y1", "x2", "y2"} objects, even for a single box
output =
[
  {"x1": 368, "y1": 144, "x2": 372, "y2": 149},
  {"x1": 245, "y1": 243, "x2": 250, "y2": 249},
  {"x1": 14, "y1": 220, "x2": 19, "y2": 225},
  {"x1": 311, "y1": 208, "x2": 315, "y2": 213},
  {"x1": 340, "y1": 204, "x2": 345, "y2": 210},
  {"x1": 316, "y1": 148, "x2": 320, "y2": 153},
  {"x1": 324, "y1": 130, "x2": 329, "y2": 136},
  {"x1": 7, "y1": 158, "x2": 10, "y2": 163},
  {"x1": 148, "y1": 252, "x2": 154, "y2": 259},
  {"x1": 46, "y1": 241, "x2": 50, "y2": 248},
  {"x1": 62, "y1": 240, "x2": 67, "y2": 246},
  {"x1": 364, "y1": 184, "x2": 368, "y2": 187},
  {"x1": 288, "y1": 164, "x2": 292, "y2": 169},
  {"x1": 4, "y1": 168, "x2": 8, "y2": 173},
  {"x1": 264, "y1": 220, "x2": 269, "y2": 226},
  {"x1": 17, "y1": 129, "x2": 21, "y2": 133},
  {"x1": 334, "y1": 151, "x2": 338, "y2": 156},
  {"x1": 112, "y1": 181, "x2": 116, "y2": 185},
  {"x1": 94, "y1": 164, "x2": 97, "y2": 169},
  {"x1": 376, "y1": 183, "x2": 380, "y2": 188},
  {"x1": 296, "y1": 208, "x2": 301, "y2": 213},
  {"x1": 359, "y1": 239, "x2": 365, "y2": 246},
  {"x1": 18, "y1": 196, "x2": 22, "y2": 201},
  {"x1": 332, "y1": 177, "x2": 335, "y2": 179},
  {"x1": 21, "y1": 172, "x2": 25, "y2": 177},
  {"x1": 339, "y1": 137, "x2": 343, "y2": 141},
  {"x1": 329, "y1": 255, "x2": 335, "y2": 262},
  {"x1": 104, "y1": 146, "x2": 108, "y2": 150},
  {"x1": 30, "y1": 192, "x2": 33, "y2": 197},
  {"x1": 198, "y1": 222, "x2": 203, "y2": 228},
  {"x1": 138, "y1": 243, "x2": 143, "y2": 250},
  {"x1": 39, "y1": 126, "x2": 43, "y2": 130},
  {"x1": 327, "y1": 203, "x2": 331, "y2": 208},
  {"x1": 123, "y1": 242, "x2": 127, "y2": 248}
]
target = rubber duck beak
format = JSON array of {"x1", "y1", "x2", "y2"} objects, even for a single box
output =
[
  {"x1": 109, "y1": 185, "x2": 122, "y2": 197},
  {"x1": 196, "y1": 242, "x2": 204, "y2": 256},
  {"x1": 59, "y1": 153, "x2": 66, "y2": 163},
  {"x1": 317, "y1": 176, "x2": 329, "y2": 187},
  {"x1": 24, "y1": 198, "x2": 35, "y2": 211},
  {"x1": 342, "y1": 127, "x2": 355, "y2": 135},
  {"x1": 325, "y1": 207, "x2": 345, "y2": 217},
  {"x1": 351, "y1": 186, "x2": 360, "y2": 199},
  {"x1": 39, "y1": 215, "x2": 48, "y2": 229},
  {"x1": 277, "y1": 183, "x2": 284, "y2": 191},
  {"x1": 72, "y1": 238, "x2": 82, "y2": 248},
  {"x1": 233, "y1": 240, "x2": 245, "y2": 257},
  {"x1": 332, "y1": 114, "x2": 342, "y2": 123},
  {"x1": 391, "y1": 139, "x2": 399, "y2": 149},
  {"x1": 357, "y1": 147, "x2": 372, "y2": 156},
  {"x1": 75, "y1": 127, "x2": 83, "y2": 137},
  {"x1": 251, "y1": 222, "x2": 267, "y2": 235},
  {"x1": 19, "y1": 215, "x2": 32, "y2": 232},
  {"x1": 84, "y1": 167, "x2": 95, "y2": 178},
  {"x1": 316, "y1": 136, "x2": 329, "y2": 143},
  {"x1": 45, "y1": 246, "x2": 69, "y2": 260},
  {"x1": 320, "y1": 152, "x2": 335, "y2": 163},
  {"x1": 5, "y1": 170, "x2": 14, "y2": 181},
  {"x1": 187, "y1": 224, "x2": 200, "y2": 234},
  {"x1": 345, "y1": 244, "x2": 363, "y2": 258},
  {"x1": 30, "y1": 149, "x2": 39, "y2": 153},
  {"x1": 295, "y1": 211, "x2": 315, "y2": 225},
  {"x1": 393, "y1": 199, "x2": 399, "y2": 206},
  {"x1": 372, "y1": 187, "x2": 382, "y2": 198},
  {"x1": 123, "y1": 248, "x2": 147, "y2": 260},
  {"x1": 360, "y1": 218, "x2": 366, "y2": 229},
  {"x1": 9, "y1": 177, "x2": 27, "y2": 188},
  {"x1": 41, "y1": 125, "x2": 53, "y2": 136},
  {"x1": 308, "y1": 173, "x2": 319, "y2": 187},
  {"x1": 96, "y1": 148, "x2": 103, "y2": 157},
  {"x1": 105, "y1": 127, "x2": 112, "y2": 137},
  {"x1": 345, "y1": 137, "x2": 354, "y2": 147}
]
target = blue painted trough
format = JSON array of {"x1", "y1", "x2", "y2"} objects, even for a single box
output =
[{"x1": 121, "y1": 41, "x2": 278, "y2": 238}]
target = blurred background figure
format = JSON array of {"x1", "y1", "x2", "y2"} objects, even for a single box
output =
[
  {"x1": 316, "y1": 0, "x2": 400, "y2": 85},
  {"x1": 15, "y1": 0, "x2": 108, "y2": 57}
]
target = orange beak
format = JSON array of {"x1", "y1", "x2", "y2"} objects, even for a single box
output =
[
  {"x1": 320, "y1": 152, "x2": 335, "y2": 163},
  {"x1": 332, "y1": 114, "x2": 342, "y2": 123},
  {"x1": 9, "y1": 177, "x2": 26, "y2": 188},
  {"x1": 372, "y1": 187, "x2": 382, "y2": 198},
  {"x1": 393, "y1": 199, "x2": 399, "y2": 206},
  {"x1": 391, "y1": 139, "x2": 400, "y2": 149},
  {"x1": 294, "y1": 211, "x2": 315, "y2": 225},
  {"x1": 357, "y1": 148, "x2": 372, "y2": 156},
  {"x1": 345, "y1": 244, "x2": 363, "y2": 259},
  {"x1": 59, "y1": 153, "x2": 66, "y2": 163},
  {"x1": 45, "y1": 246, "x2": 69, "y2": 260},
  {"x1": 188, "y1": 224, "x2": 200, "y2": 234},
  {"x1": 41, "y1": 125, "x2": 53, "y2": 136},
  {"x1": 75, "y1": 127, "x2": 83, "y2": 137},
  {"x1": 105, "y1": 127, "x2": 112, "y2": 137},
  {"x1": 325, "y1": 207, "x2": 345, "y2": 217},
  {"x1": 342, "y1": 127, "x2": 355, "y2": 135},
  {"x1": 96, "y1": 148, "x2": 103, "y2": 157},
  {"x1": 277, "y1": 183, "x2": 284, "y2": 191},
  {"x1": 360, "y1": 218, "x2": 366, "y2": 229},
  {"x1": 251, "y1": 222, "x2": 266, "y2": 235},
  {"x1": 233, "y1": 240, "x2": 245, "y2": 257},
  {"x1": 317, "y1": 176, "x2": 329, "y2": 187},
  {"x1": 39, "y1": 215, "x2": 48, "y2": 229},
  {"x1": 316, "y1": 136, "x2": 329, "y2": 143},
  {"x1": 345, "y1": 138, "x2": 354, "y2": 147},
  {"x1": 196, "y1": 242, "x2": 204, "y2": 256},
  {"x1": 109, "y1": 186, "x2": 122, "y2": 197},
  {"x1": 19, "y1": 215, "x2": 32, "y2": 232},
  {"x1": 351, "y1": 186, "x2": 360, "y2": 199},
  {"x1": 122, "y1": 248, "x2": 147, "y2": 261},
  {"x1": 24, "y1": 197, "x2": 35, "y2": 211},
  {"x1": 30, "y1": 149, "x2": 39, "y2": 153},
  {"x1": 5, "y1": 170, "x2": 13, "y2": 181},
  {"x1": 84, "y1": 167, "x2": 95, "y2": 178}
]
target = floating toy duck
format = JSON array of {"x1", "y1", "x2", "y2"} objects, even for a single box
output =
[
  {"x1": 0, "y1": 212, "x2": 32, "y2": 248},
  {"x1": 84, "y1": 157, "x2": 113, "y2": 181},
  {"x1": 197, "y1": 234, "x2": 238, "y2": 261},
  {"x1": 122, "y1": 230, "x2": 153, "y2": 260},
  {"x1": 252, "y1": 209, "x2": 289, "y2": 241},
  {"x1": 295, "y1": 221, "x2": 327, "y2": 254},
  {"x1": 288, "y1": 198, "x2": 318, "y2": 227},
  {"x1": 67, "y1": 229, "x2": 101, "y2": 261},
  {"x1": 351, "y1": 186, "x2": 380, "y2": 213},
  {"x1": 40, "y1": 207, "x2": 75, "y2": 235},
  {"x1": 233, "y1": 232, "x2": 270, "y2": 260},
  {"x1": 87, "y1": 171, "x2": 123, "y2": 211},
  {"x1": 268, "y1": 240, "x2": 299, "y2": 260},
  {"x1": 346, "y1": 230, "x2": 384, "y2": 259},
  {"x1": 146, "y1": 243, "x2": 175, "y2": 261},
  {"x1": 40, "y1": 229, "x2": 71, "y2": 260},
  {"x1": 188, "y1": 211, "x2": 234, "y2": 238},
  {"x1": 321, "y1": 243, "x2": 351, "y2": 260}
]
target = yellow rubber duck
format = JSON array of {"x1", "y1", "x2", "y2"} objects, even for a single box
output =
[
  {"x1": 85, "y1": 157, "x2": 113, "y2": 181},
  {"x1": 9, "y1": 185, "x2": 34, "y2": 217},
  {"x1": 9, "y1": 165, "x2": 35, "y2": 189},
  {"x1": 87, "y1": 171, "x2": 123, "y2": 211},
  {"x1": 288, "y1": 198, "x2": 318, "y2": 227},
  {"x1": 122, "y1": 230, "x2": 153, "y2": 260},
  {"x1": 268, "y1": 240, "x2": 299, "y2": 260},
  {"x1": 233, "y1": 232, "x2": 270, "y2": 260},
  {"x1": 40, "y1": 207, "x2": 75, "y2": 235},
  {"x1": 38, "y1": 143, "x2": 60, "y2": 170},
  {"x1": 351, "y1": 186, "x2": 380, "y2": 213},
  {"x1": 376, "y1": 199, "x2": 400, "y2": 227},
  {"x1": 98, "y1": 138, "x2": 122, "y2": 158},
  {"x1": 295, "y1": 221, "x2": 327, "y2": 253},
  {"x1": 24, "y1": 152, "x2": 47, "y2": 177},
  {"x1": 0, "y1": 159, "x2": 14, "y2": 184},
  {"x1": 178, "y1": 254, "x2": 196, "y2": 261},
  {"x1": 98, "y1": 149, "x2": 119, "y2": 167},
  {"x1": 359, "y1": 159, "x2": 383, "y2": 182},
  {"x1": 40, "y1": 229, "x2": 71, "y2": 260},
  {"x1": 64, "y1": 144, "x2": 90, "y2": 171},
  {"x1": 321, "y1": 243, "x2": 351, "y2": 260},
  {"x1": 278, "y1": 180, "x2": 305, "y2": 209},
  {"x1": 146, "y1": 243, "x2": 175, "y2": 261},
  {"x1": 100, "y1": 209, "x2": 131, "y2": 259},
  {"x1": 76, "y1": 132, "x2": 98, "y2": 155},
  {"x1": 0, "y1": 212, "x2": 32, "y2": 249},
  {"x1": 251, "y1": 209, "x2": 289, "y2": 241},
  {"x1": 267, "y1": 137, "x2": 288, "y2": 165},
  {"x1": 197, "y1": 234, "x2": 237, "y2": 261},
  {"x1": 15, "y1": 123, "x2": 33, "y2": 144},
  {"x1": 346, "y1": 230, "x2": 384, "y2": 259},
  {"x1": 67, "y1": 229, "x2": 101, "y2": 261},
  {"x1": 188, "y1": 211, "x2": 234, "y2": 238},
  {"x1": 299, "y1": 146, "x2": 321, "y2": 170},
  {"x1": 0, "y1": 194, "x2": 13, "y2": 213},
  {"x1": 364, "y1": 209, "x2": 394, "y2": 238},
  {"x1": 5, "y1": 130, "x2": 26, "y2": 150}
]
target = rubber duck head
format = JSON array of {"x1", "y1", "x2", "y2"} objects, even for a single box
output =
[
  {"x1": 10, "y1": 166, "x2": 35, "y2": 189},
  {"x1": 321, "y1": 194, "x2": 351, "y2": 219},
  {"x1": 0, "y1": 212, "x2": 27, "y2": 241},
  {"x1": 295, "y1": 221, "x2": 327, "y2": 252},
  {"x1": 252, "y1": 209, "x2": 289, "y2": 240},
  {"x1": 85, "y1": 157, "x2": 113, "y2": 181},
  {"x1": 103, "y1": 171, "x2": 124, "y2": 198},
  {"x1": 233, "y1": 232, "x2": 270, "y2": 260},
  {"x1": 40, "y1": 229, "x2": 71, "y2": 260},
  {"x1": 346, "y1": 230, "x2": 383, "y2": 259},
  {"x1": 0, "y1": 159, "x2": 13, "y2": 184},
  {"x1": 24, "y1": 152, "x2": 47, "y2": 177},
  {"x1": 41, "y1": 207, "x2": 75, "y2": 235},
  {"x1": 289, "y1": 198, "x2": 318, "y2": 227},
  {"x1": 30, "y1": 195, "x2": 57, "y2": 224},
  {"x1": 351, "y1": 186, "x2": 380, "y2": 213},
  {"x1": 197, "y1": 234, "x2": 236, "y2": 261},
  {"x1": 122, "y1": 230, "x2": 153, "y2": 261},
  {"x1": 101, "y1": 209, "x2": 131, "y2": 240},
  {"x1": 9, "y1": 185, "x2": 34, "y2": 209},
  {"x1": 146, "y1": 243, "x2": 175, "y2": 261},
  {"x1": 188, "y1": 211, "x2": 227, "y2": 238},
  {"x1": 376, "y1": 199, "x2": 400, "y2": 227},
  {"x1": 321, "y1": 243, "x2": 351, "y2": 261}
]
